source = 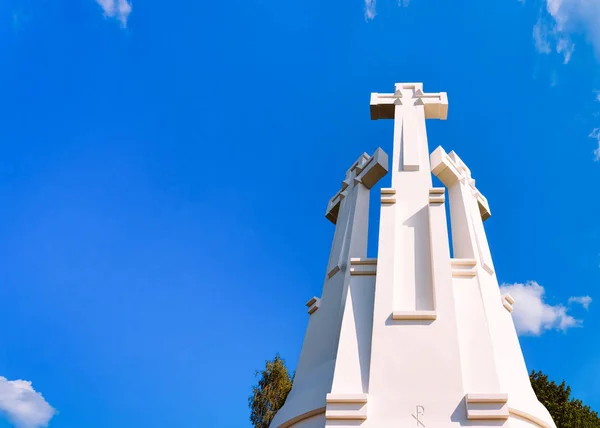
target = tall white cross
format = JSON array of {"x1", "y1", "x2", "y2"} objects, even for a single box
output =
[
  {"x1": 371, "y1": 83, "x2": 447, "y2": 173},
  {"x1": 325, "y1": 148, "x2": 388, "y2": 279},
  {"x1": 368, "y1": 83, "x2": 448, "y2": 315}
]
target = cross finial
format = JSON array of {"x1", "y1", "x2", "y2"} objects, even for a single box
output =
[
  {"x1": 370, "y1": 83, "x2": 448, "y2": 173},
  {"x1": 431, "y1": 147, "x2": 491, "y2": 221},
  {"x1": 326, "y1": 148, "x2": 388, "y2": 224}
]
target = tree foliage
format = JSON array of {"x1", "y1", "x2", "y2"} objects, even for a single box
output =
[
  {"x1": 530, "y1": 370, "x2": 600, "y2": 428},
  {"x1": 249, "y1": 354, "x2": 293, "y2": 428}
]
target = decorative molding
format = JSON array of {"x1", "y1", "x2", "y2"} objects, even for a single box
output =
[
  {"x1": 392, "y1": 310, "x2": 437, "y2": 321},
  {"x1": 451, "y1": 258, "x2": 477, "y2": 278},
  {"x1": 306, "y1": 296, "x2": 321, "y2": 315},
  {"x1": 350, "y1": 258, "x2": 377, "y2": 276},
  {"x1": 350, "y1": 258, "x2": 377, "y2": 265},
  {"x1": 429, "y1": 187, "x2": 445, "y2": 204},
  {"x1": 325, "y1": 393, "x2": 368, "y2": 421},
  {"x1": 381, "y1": 188, "x2": 396, "y2": 205},
  {"x1": 502, "y1": 293, "x2": 515, "y2": 313},
  {"x1": 327, "y1": 265, "x2": 341, "y2": 279},
  {"x1": 465, "y1": 393, "x2": 509, "y2": 420}
]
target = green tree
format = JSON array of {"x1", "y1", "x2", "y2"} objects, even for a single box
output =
[
  {"x1": 249, "y1": 354, "x2": 293, "y2": 428},
  {"x1": 530, "y1": 370, "x2": 600, "y2": 428}
]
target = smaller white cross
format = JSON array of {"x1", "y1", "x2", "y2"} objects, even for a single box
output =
[
  {"x1": 430, "y1": 146, "x2": 494, "y2": 274},
  {"x1": 325, "y1": 148, "x2": 388, "y2": 279}
]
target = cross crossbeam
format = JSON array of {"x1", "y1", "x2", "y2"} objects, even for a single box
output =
[
  {"x1": 370, "y1": 83, "x2": 448, "y2": 121},
  {"x1": 326, "y1": 148, "x2": 388, "y2": 224}
]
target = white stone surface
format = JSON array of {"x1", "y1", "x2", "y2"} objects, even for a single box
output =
[
  {"x1": 271, "y1": 83, "x2": 556, "y2": 428},
  {"x1": 271, "y1": 149, "x2": 388, "y2": 428}
]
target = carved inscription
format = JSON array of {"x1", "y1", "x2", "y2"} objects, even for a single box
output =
[{"x1": 411, "y1": 405, "x2": 425, "y2": 427}]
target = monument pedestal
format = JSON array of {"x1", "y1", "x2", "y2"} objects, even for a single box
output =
[{"x1": 270, "y1": 83, "x2": 556, "y2": 428}]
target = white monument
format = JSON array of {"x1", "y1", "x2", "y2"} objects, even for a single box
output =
[{"x1": 270, "y1": 83, "x2": 556, "y2": 428}]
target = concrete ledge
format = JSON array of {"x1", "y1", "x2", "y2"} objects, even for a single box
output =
[
  {"x1": 325, "y1": 394, "x2": 368, "y2": 421},
  {"x1": 429, "y1": 187, "x2": 446, "y2": 204},
  {"x1": 465, "y1": 394, "x2": 509, "y2": 420},
  {"x1": 350, "y1": 267, "x2": 377, "y2": 276},
  {"x1": 350, "y1": 258, "x2": 377, "y2": 276},
  {"x1": 326, "y1": 394, "x2": 368, "y2": 403},
  {"x1": 466, "y1": 394, "x2": 508, "y2": 403},
  {"x1": 350, "y1": 258, "x2": 377, "y2": 265},
  {"x1": 392, "y1": 310, "x2": 437, "y2": 320},
  {"x1": 451, "y1": 258, "x2": 477, "y2": 278},
  {"x1": 306, "y1": 296, "x2": 321, "y2": 315},
  {"x1": 381, "y1": 188, "x2": 396, "y2": 204}
]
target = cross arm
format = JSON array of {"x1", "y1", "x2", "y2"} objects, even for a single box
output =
[
  {"x1": 370, "y1": 83, "x2": 449, "y2": 120},
  {"x1": 430, "y1": 146, "x2": 491, "y2": 221},
  {"x1": 326, "y1": 189, "x2": 343, "y2": 224},
  {"x1": 355, "y1": 147, "x2": 388, "y2": 188},
  {"x1": 325, "y1": 148, "x2": 389, "y2": 224}
]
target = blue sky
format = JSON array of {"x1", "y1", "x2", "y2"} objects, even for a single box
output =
[{"x1": 0, "y1": 0, "x2": 598, "y2": 427}]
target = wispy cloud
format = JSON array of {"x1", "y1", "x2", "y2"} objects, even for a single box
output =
[
  {"x1": 500, "y1": 281, "x2": 590, "y2": 336},
  {"x1": 568, "y1": 295, "x2": 593, "y2": 309},
  {"x1": 0, "y1": 377, "x2": 55, "y2": 428},
  {"x1": 530, "y1": 0, "x2": 600, "y2": 63},
  {"x1": 533, "y1": 19, "x2": 552, "y2": 54},
  {"x1": 365, "y1": 0, "x2": 376, "y2": 20},
  {"x1": 365, "y1": 0, "x2": 409, "y2": 21},
  {"x1": 96, "y1": 0, "x2": 132, "y2": 27}
]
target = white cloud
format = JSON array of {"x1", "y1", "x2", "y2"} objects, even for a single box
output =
[
  {"x1": 365, "y1": 0, "x2": 409, "y2": 20},
  {"x1": 532, "y1": 0, "x2": 600, "y2": 62},
  {"x1": 533, "y1": 19, "x2": 552, "y2": 54},
  {"x1": 556, "y1": 37, "x2": 574, "y2": 63},
  {"x1": 0, "y1": 377, "x2": 55, "y2": 428},
  {"x1": 499, "y1": 281, "x2": 585, "y2": 335},
  {"x1": 96, "y1": 0, "x2": 132, "y2": 27},
  {"x1": 365, "y1": 0, "x2": 376, "y2": 20},
  {"x1": 568, "y1": 295, "x2": 593, "y2": 309},
  {"x1": 589, "y1": 128, "x2": 600, "y2": 161}
]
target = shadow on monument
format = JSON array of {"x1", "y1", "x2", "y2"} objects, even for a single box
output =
[{"x1": 350, "y1": 281, "x2": 374, "y2": 392}]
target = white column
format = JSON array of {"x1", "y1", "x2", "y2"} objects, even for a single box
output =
[{"x1": 271, "y1": 148, "x2": 388, "y2": 428}]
